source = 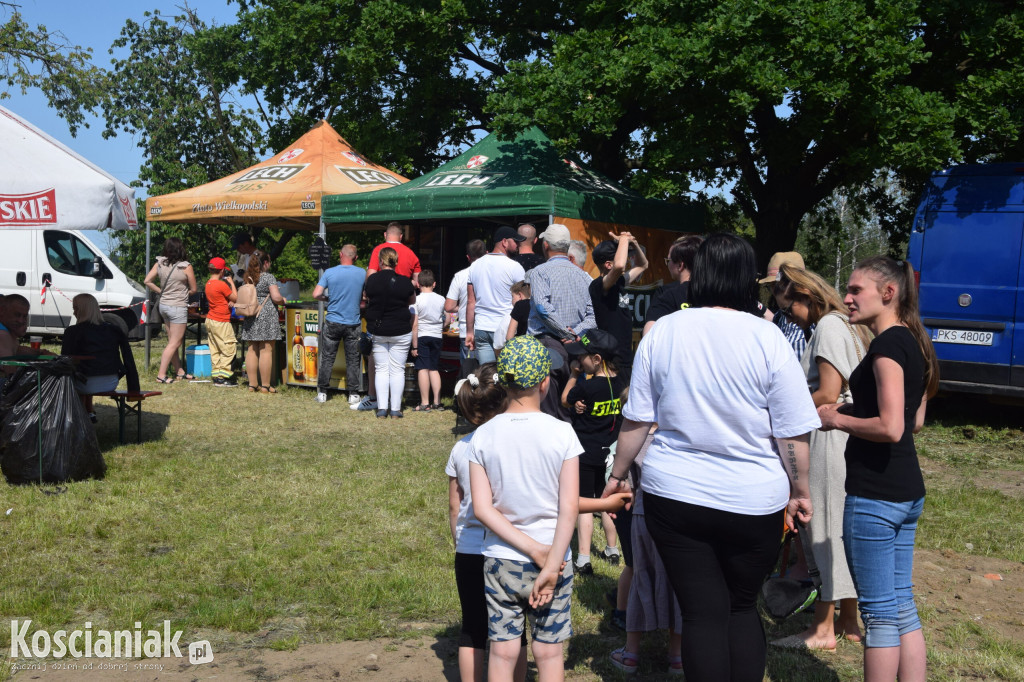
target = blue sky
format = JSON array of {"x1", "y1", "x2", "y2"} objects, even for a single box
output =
[{"x1": 5, "y1": 1, "x2": 241, "y2": 254}]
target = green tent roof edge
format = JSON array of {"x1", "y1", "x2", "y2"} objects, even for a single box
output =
[{"x1": 321, "y1": 127, "x2": 704, "y2": 232}]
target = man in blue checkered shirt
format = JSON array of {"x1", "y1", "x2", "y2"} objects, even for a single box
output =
[{"x1": 525, "y1": 224, "x2": 596, "y2": 341}]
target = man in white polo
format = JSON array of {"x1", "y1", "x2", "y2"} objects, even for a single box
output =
[{"x1": 465, "y1": 226, "x2": 526, "y2": 364}]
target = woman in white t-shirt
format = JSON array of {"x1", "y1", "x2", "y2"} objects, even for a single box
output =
[{"x1": 603, "y1": 233, "x2": 820, "y2": 682}]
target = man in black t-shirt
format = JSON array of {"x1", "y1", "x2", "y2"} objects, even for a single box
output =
[
  {"x1": 512, "y1": 223, "x2": 544, "y2": 272},
  {"x1": 588, "y1": 232, "x2": 649, "y2": 371},
  {"x1": 643, "y1": 235, "x2": 704, "y2": 335}
]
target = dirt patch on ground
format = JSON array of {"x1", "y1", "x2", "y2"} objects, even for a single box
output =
[
  {"x1": 921, "y1": 456, "x2": 1024, "y2": 498},
  {"x1": 16, "y1": 549, "x2": 1022, "y2": 682}
]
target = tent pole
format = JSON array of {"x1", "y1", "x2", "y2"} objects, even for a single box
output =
[
  {"x1": 144, "y1": 220, "x2": 151, "y2": 369},
  {"x1": 318, "y1": 216, "x2": 326, "y2": 387}
]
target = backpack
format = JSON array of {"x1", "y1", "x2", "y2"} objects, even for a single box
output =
[{"x1": 234, "y1": 280, "x2": 266, "y2": 318}]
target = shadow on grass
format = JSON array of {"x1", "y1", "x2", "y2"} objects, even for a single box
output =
[
  {"x1": 766, "y1": 647, "x2": 843, "y2": 682},
  {"x1": 927, "y1": 393, "x2": 1024, "y2": 429},
  {"x1": 92, "y1": 401, "x2": 171, "y2": 446},
  {"x1": 429, "y1": 624, "x2": 465, "y2": 682}
]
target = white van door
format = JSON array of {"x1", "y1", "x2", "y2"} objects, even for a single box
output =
[
  {"x1": 39, "y1": 229, "x2": 110, "y2": 332},
  {"x1": 0, "y1": 230, "x2": 36, "y2": 322}
]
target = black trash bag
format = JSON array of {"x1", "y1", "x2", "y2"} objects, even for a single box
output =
[{"x1": 0, "y1": 356, "x2": 105, "y2": 485}]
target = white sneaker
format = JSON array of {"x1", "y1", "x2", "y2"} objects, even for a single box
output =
[
  {"x1": 315, "y1": 392, "x2": 327, "y2": 403},
  {"x1": 352, "y1": 395, "x2": 377, "y2": 411},
  {"x1": 348, "y1": 393, "x2": 361, "y2": 406}
]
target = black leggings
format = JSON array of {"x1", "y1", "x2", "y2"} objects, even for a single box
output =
[
  {"x1": 454, "y1": 553, "x2": 528, "y2": 650},
  {"x1": 643, "y1": 494, "x2": 784, "y2": 682},
  {"x1": 454, "y1": 553, "x2": 489, "y2": 649}
]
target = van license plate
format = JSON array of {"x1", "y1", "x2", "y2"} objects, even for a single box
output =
[{"x1": 933, "y1": 328, "x2": 994, "y2": 346}]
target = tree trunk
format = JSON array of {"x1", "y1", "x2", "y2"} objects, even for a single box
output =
[{"x1": 751, "y1": 211, "x2": 802, "y2": 273}]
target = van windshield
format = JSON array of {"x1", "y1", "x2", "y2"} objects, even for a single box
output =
[{"x1": 44, "y1": 230, "x2": 99, "y2": 277}]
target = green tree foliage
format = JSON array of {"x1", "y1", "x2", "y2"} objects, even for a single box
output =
[
  {"x1": 0, "y1": 6, "x2": 105, "y2": 134},
  {"x1": 230, "y1": 0, "x2": 569, "y2": 173},
  {"x1": 488, "y1": 0, "x2": 1024, "y2": 266},
  {"x1": 100, "y1": 9, "x2": 269, "y2": 283},
  {"x1": 102, "y1": 0, "x2": 1024, "y2": 275}
]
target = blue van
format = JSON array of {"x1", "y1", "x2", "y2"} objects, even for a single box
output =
[{"x1": 906, "y1": 163, "x2": 1024, "y2": 397}]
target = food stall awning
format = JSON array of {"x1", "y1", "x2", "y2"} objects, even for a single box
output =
[
  {"x1": 145, "y1": 120, "x2": 408, "y2": 229},
  {"x1": 321, "y1": 126, "x2": 702, "y2": 231},
  {"x1": 0, "y1": 106, "x2": 138, "y2": 231}
]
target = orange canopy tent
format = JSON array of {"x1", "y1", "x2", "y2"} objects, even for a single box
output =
[
  {"x1": 144, "y1": 119, "x2": 408, "y2": 229},
  {"x1": 140, "y1": 119, "x2": 408, "y2": 367}
]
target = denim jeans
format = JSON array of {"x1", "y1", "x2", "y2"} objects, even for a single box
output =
[
  {"x1": 474, "y1": 329, "x2": 496, "y2": 364},
  {"x1": 318, "y1": 321, "x2": 362, "y2": 393},
  {"x1": 843, "y1": 495, "x2": 925, "y2": 648}
]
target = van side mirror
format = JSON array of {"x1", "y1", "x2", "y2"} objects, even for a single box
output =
[{"x1": 92, "y1": 257, "x2": 104, "y2": 278}]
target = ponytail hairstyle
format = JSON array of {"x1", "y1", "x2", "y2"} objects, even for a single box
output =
[
  {"x1": 244, "y1": 249, "x2": 269, "y2": 286},
  {"x1": 455, "y1": 363, "x2": 509, "y2": 426},
  {"x1": 777, "y1": 264, "x2": 872, "y2": 349},
  {"x1": 855, "y1": 256, "x2": 939, "y2": 399}
]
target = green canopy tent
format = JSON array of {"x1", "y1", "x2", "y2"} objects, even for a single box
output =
[{"x1": 321, "y1": 126, "x2": 704, "y2": 287}]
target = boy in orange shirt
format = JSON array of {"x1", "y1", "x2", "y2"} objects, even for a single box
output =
[{"x1": 205, "y1": 257, "x2": 238, "y2": 386}]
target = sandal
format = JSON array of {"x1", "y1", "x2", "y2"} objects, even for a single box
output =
[
  {"x1": 155, "y1": 376, "x2": 174, "y2": 384},
  {"x1": 247, "y1": 386, "x2": 257, "y2": 393},
  {"x1": 176, "y1": 372, "x2": 196, "y2": 381},
  {"x1": 259, "y1": 385, "x2": 277, "y2": 394},
  {"x1": 430, "y1": 404, "x2": 446, "y2": 411},
  {"x1": 413, "y1": 404, "x2": 431, "y2": 412},
  {"x1": 610, "y1": 648, "x2": 639, "y2": 674}
]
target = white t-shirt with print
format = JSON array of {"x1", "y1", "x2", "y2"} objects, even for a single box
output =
[
  {"x1": 468, "y1": 254, "x2": 525, "y2": 333},
  {"x1": 468, "y1": 412, "x2": 582, "y2": 561},
  {"x1": 446, "y1": 434, "x2": 485, "y2": 555},
  {"x1": 624, "y1": 307, "x2": 821, "y2": 516},
  {"x1": 446, "y1": 267, "x2": 470, "y2": 338},
  {"x1": 416, "y1": 291, "x2": 446, "y2": 339}
]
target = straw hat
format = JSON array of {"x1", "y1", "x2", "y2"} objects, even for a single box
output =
[{"x1": 759, "y1": 251, "x2": 805, "y2": 284}]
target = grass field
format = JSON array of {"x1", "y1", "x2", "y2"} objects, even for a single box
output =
[{"x1": 0, "y1": 339, "x2": 1022, "y2": 680}]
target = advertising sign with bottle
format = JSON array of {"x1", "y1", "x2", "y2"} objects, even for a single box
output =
[{"x1": 285, "y1": 306, "x2": 361, "y2": 390}]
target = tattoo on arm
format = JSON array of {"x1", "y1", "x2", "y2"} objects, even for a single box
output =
[{"x1": 787, "y1": 442, "x2": 798, "y2": 481}]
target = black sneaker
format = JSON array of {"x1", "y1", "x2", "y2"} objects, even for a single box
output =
[
  {"x1": 575, "y1": 562, "x2": 593, "y2": 576},
  {"x1": 600, "y1": 547, "x2": 621, "y2": 565}
]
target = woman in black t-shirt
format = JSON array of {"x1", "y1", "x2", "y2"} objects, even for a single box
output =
[
  {"x1": 818, "y1": 256, "x2": 938, "y2": 682},
  {"x1": 363, "y1": 247, "x2": 416, "y2": 418}
]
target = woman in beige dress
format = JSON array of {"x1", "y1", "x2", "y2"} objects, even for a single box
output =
[{"x1": 772, "y1": 264, "x2": 870, "y2": 649}]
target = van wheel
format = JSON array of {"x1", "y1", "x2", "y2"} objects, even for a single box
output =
[{"x1": 103, "y1": 312, "x2": 129, "y2": 336}]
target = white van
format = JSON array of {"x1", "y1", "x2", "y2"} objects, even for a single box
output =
[{"x1": 0, "y1": 228, "x2": 147, "y2": 338}]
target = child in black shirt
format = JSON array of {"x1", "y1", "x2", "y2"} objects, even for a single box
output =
[{"x1": 561, "y1": 329, "x2": 628, "y2": 574}]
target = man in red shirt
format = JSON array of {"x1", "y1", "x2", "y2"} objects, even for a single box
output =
[
  {"x1": 205, "y1": 257, "x2": 238, "y2": 386},
  {"x1": 366, "y1": 222, "x2": 422, "y2": 285}
]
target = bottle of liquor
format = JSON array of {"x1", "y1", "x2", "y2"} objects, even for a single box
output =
[{"x1": 292, "y1": 312, "x2": 305, "y2": 381}]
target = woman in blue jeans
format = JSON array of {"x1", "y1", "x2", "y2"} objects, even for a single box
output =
[{"x1": 818, "y1": 256, "x2": 938, "y2": 682}]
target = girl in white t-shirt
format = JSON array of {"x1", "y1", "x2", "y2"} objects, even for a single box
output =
[{"x1": 447, "y1": 364, "x2": 525, "y2": 682}]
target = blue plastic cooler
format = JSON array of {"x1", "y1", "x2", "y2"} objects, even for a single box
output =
[{"x1": 185, "y1": 344, "x2": 212, "y2": 378}]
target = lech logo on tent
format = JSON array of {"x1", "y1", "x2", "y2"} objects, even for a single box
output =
[
  {"x1": 335, "y1": 166, "x2": 403, "y2": 187},
  {"x1": 466, "y1": 155, "x2": 488, "y2": 169},
  {"x1": 229, "y1": 164, "x2": 309, "y2": 185}
]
